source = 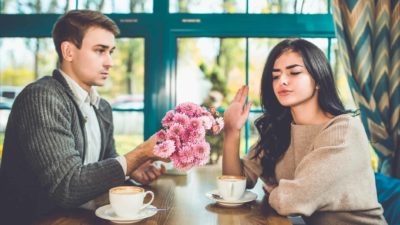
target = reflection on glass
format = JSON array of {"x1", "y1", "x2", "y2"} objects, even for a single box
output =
[
  {"x1": 0, "y1": 38, "x2": 57, "y2": 158},
  {"x1": 170, "y1": 0, "x2": 246, "y2": 13},
  {"x1": 177, "y1": 37, "x2": 246, "y2": 161},
  {"x1": 2, "y1": 0, "x2": 75, "y2": 14},
  {"x1": 176, "y1": 38, "x2": 246, "y2": 108},
  {"x1": 0, "y1": 38, "x2": 57, "y2": 86},
  {"x1": 78, "y1": 0, "x2": 153, "y2": 13},
  {"x1": 0, "y1": 38, "x2": 145, "y2": 157},
  {"x1": 249, "y1": 0, "x2": 328, "y2": 14},
  {"x1": 106, "y1": 38, "x2": 145, "y2": 154},
  {"x1": 330, "y1": 39, "x2": 356, "y2": 110}
]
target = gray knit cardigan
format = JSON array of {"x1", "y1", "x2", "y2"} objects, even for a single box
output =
[{"x1": 0, "y1": 70, "x2": 126, "y2": 223}]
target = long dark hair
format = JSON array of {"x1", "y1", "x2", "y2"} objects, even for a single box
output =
[{"x1": 254, "y1": 39, "x2": 348, "y2": 182}]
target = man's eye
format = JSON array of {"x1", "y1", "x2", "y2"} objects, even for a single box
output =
[{"x1": 96, "y1": 49, "x2": 105, "y2": 54}]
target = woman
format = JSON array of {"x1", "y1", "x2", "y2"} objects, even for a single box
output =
[{"x1": 223, "y1": 39, "x2": 386, "y2": 224}]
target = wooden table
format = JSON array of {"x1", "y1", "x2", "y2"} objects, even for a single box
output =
[{"x1": 33, "y1": 164, "x2": 292, "y2": 225}]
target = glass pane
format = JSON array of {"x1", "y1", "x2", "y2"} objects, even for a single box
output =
[
  {"x1": 0, "y1": 38, "x2": 57, "y2": 86},
  {"x1": 249, "y1": 0, "x2": 328, "y2": 14},
  {"x1": 106, "y1": 38, "x2": 145, "y2": 155},
  {"x1": 330, "y1": 38, "x2": 356, "y2": 110},
  {"x1": 78, "y1": 0, "x2": 153, "y2": 13},
  {"x1": 2, "y1": 0, "x2": 75, "y2": 14},
  {"x1": 0, "y1": 38, "x2": 145, "y2": 159},
  {"x1": 0, "y1": 38, "x2": 57, "y2": 159},
  {"x1": 170, "y1": 0, "x2": 246, "y2": 13},
  {"x1": 176, "y1": 37, "x2": 246, "y2": 163}
]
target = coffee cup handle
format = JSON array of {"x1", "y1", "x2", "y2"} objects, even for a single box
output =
[{"x1": 140, "y1": 191, "x2": 154, "y2": 210}]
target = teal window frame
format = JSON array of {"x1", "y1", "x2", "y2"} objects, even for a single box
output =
[{"x1": 0, "y1": 1, "x2": 335, "y2": 150}]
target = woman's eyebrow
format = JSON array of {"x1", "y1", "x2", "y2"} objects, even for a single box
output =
[
  {"x1": 286, "y1": 64, "x2": 303, "y2": 69},
  {"x1": 273, "y1": 64, "x2": 303, "y2": 72}
]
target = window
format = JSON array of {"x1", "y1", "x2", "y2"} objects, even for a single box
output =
[
  {"x1": 0, "y1": 37, "x2": 145, "y2": 156},
  {"x1": 1, "y1": 1, "x2": 355, "y2": 164}
]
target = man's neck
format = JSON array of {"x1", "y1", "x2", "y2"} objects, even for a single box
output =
[{"x1": 59, "y1": 64, "x2": 91, "y2": 92}]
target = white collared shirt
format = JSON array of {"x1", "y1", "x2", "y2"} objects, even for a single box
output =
[
  {"x1": 59, "y1": 69, "x2": 102, "y2": 165},
  {"x1": 58, "y1": 69, "x2": 127, "y2": 172},
  {"x1": 59, "y1": 69, "x2": 128, "y2": 210}
]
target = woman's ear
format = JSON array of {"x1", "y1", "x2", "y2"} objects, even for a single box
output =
[{"x1": 60, "y1": 41, "x2": 74, "y2": 62}]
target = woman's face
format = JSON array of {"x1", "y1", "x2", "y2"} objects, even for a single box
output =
[{"x1": 272, "y1": 50, "x2": 318, "y2": 108}]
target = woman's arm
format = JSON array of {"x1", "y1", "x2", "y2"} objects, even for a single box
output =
[{"x1": 222, "y1": 85, "x2": 251, "y2": 175}]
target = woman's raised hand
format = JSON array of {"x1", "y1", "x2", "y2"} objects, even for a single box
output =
[{"x1": 223, "y1": 85, "x2": 252, "y2": 132}]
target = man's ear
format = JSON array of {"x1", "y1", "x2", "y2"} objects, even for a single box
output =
[{"x1": 60, "y1": 41, "x2": 74, "y2": 62}]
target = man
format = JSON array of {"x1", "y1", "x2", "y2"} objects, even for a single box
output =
[{"x1": 0, "y1": 10, "x2": 166, "y2": 223}]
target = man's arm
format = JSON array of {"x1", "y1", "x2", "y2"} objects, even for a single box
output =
[{"x1": 16, "y1": 84, "x2": 125, "y2": 208}]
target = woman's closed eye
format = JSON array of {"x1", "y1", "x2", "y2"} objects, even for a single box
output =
[{"x1": 290, "y1": 71, "x2": 301, "y2": 75}]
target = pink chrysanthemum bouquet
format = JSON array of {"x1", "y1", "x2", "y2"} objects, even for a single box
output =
[{"x1": 153, "y1": 102, "x2": 224, "y2": 171}]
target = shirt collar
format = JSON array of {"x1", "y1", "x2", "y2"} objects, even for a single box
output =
[{"x1": 58, "y1": 69, "x2": 100, "y2": 109}]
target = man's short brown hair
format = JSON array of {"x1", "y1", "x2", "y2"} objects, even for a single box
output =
[{"x1": 52, "y1": 10, "x2": 120, "y2": 63}]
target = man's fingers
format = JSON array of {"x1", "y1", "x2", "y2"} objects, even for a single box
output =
[
  {"x1": 148, "y1": 165, "x2": 162, "y2": 177},
  {"x1": 145, "y1": 170, "x2": 157, "y2": 180},
  {"x1": 147, "y1": 135, "x2": 158, "y2": 146},
  {"x1": 160, "y1": 164, "x2": 166, "y2": 174},
  {"x1": 156, "y1": 157, "x2": 171, "y2": 163}
]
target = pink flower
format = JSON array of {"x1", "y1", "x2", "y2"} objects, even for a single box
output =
[
  {"x1": 154, "y1": 102, "x2": 224, "y2": 171},
  {"x1": 211, "y1": 117, "x2": 224, "y2": 135},
  {"x1": 188, "y1": 127, "x2": 205, "y2": 142},
  {"x1": 196, "y1": 155, "x2": 210, "y2": 166},
  {"x1": 156, "y1": 130, "x2": 167, "y2": 142},
  {"x1": 154, "y1": 140, "x2": 175, "y2": 158},
  {"x1": 189, "y1": 118, "x2": 202, "y2": 130},
  {"x1": 175, "y1": 102, "x2": 204, "y2": 117},
  {"x1": 178, "y1": 145, "x2": 195, "y2": 163},
  {"x1": 193, "y1": 142, "x2": 210, "y2": 159},
  {"x1": 200, "y1": 116, "x2": 213, "y2": 130},
  {"x1": 167, "y1": 133, "x2": 181, "y2": 149},
  {"x1": 168, "y1": 123, "x2": 184, "y2": 137},
  {"x1": 173, "y1": 113, "x2": 190, "y2": 126},
  {"x1": 162, "y1": 110, "x2": 175, "y2": 128}
]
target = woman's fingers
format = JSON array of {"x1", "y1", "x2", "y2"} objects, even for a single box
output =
[
  {"x1": 233, "y1": 85, "x2": 245, "y2": 102},
  {"x1": 238, "y1": 86, "x2": 248, "y2": 104},
  {"x1": 243, "y1": 101, "x2": 252, "y2": 116}
]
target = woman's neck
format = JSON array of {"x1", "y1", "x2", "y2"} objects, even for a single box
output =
[{"x1": 290, "y1": 99, "x2": 332, "y2": 125}]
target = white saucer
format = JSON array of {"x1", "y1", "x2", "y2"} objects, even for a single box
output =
[
  {"x1": 205, "y1": 190, "x2": 257, "y2": 207},
  {"x1": 95, "y1": 204, "x2": 157, "y2": 224}
]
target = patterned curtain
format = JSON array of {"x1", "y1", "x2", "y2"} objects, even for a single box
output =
[{"x1": 331, "y1": 0, "x2": 400, "y2": 177}]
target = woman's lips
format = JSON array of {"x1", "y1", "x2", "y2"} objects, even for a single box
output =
[{"x1": 277, "y1": 90, "x2": 292, "y2": 96}]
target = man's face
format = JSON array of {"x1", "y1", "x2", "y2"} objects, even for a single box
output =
[{"x1": 68, "y1": 27, "x2": 115, "y2": 91}]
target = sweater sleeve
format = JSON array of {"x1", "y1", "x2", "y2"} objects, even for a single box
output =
[
  {"x1": 268, "y1": 117, "x2": 376, "y2": 216},
  {"x1": 16, "y1": 84, "x2": 125, "y2": 208},
  {"x1": 241, "y1": 144, "x2": 264, "y2": 188}
]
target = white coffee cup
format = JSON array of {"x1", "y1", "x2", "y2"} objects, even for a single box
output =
[
  {"x1": 217, "y1": 175, "x2": 246, "y2": 201},
  {"x1": 109, "y1": 186, "x2": 154, "y2": 218}
]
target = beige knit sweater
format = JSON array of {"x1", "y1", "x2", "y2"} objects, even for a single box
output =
[{"x1": 241, "y1": 114, "x2": 387, "y2": 225}]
